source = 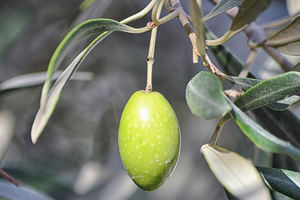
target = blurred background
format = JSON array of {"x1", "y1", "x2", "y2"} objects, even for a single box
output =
[{"x1": 0, "y1": 0, "x2": 298, "y2": 199}]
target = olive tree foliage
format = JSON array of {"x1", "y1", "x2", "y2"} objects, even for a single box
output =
[{"x1": 0, "y1": 0, "x2": 300, "y2": 199}]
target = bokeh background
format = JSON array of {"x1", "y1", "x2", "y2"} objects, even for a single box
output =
[{"x1": 0, "y1": 0, "x2": 298, "y2": 199}]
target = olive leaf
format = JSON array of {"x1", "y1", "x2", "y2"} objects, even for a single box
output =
[
  {"x1": 185, "y1": 71, "x2": 231, "y2": 119},
  {"x1": 257, "y1": 167, "x2": 300, "y2": 199},
  {"x1": 206, "y1": 0, "x2": 271, "y2": 46},
  {"x1": 0, "y1": 71, "x2": 93, "y2": 94},
  {"x1": 235, "y1": 72, "x2": 300, "y2": 111},
  {"x1": 226, "y1": 96, "x2": 300, "y2": 161},
  {"x1": 203, "y1": 0, "x2": 243, "y2": 21},
  {"x1": 201, "y1": 144, "x2": 271, "y2": 200},
  {"x1": 0, "y1": 181, "x2": 54, "y2": 200},
  {"x1": 31, "y1": 19, "x2": 146, "y2": 144},
  {"x1": 189, "y1": 0, "x2": 206, "y2": 59},
  {"x1": 224, "y1": 76, "x2": 261, "y2": 90},
  {"x1": 40, "y1": 18, "x2": 144, "y2": 106},
  {"x1": 252, "y1": 108, "x2": 300, "y2": 148},
  {"x1": 225, "y1": 75, "x2": 300, "y2": 111},
  {"x1": 207, "y1": 29, "x2": 300, "y2": 147},
  {"x1": 263, "y1": 15, "x2": 300, "y2": 56}
]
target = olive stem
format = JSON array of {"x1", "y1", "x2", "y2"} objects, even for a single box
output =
[
  {"x1": 146, "y1": 0, "x2": 164, "y2": 92},
  {"x1": 209, "y1": 117, "x2": 227, "y2": 145},
  {"x1": 120, "y1": 0, "x2": 156, "y2": 24}
]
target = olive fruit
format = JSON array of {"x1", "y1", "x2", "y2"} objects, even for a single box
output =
[{"x1": 118, "y1": 90, "x2": 180, "y2": 191}]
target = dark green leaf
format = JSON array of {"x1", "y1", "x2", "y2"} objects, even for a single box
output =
[
  {"x1": 201, "y1": 144, "x2": 271, "y2": 200},
  {"x1": 0, "y1": 181, "x2": 53, "y2": 200},
  {"x1": 252, "y1": 108, "x2": 300, "y2": 147},
  {"x1": 227, "y1": 96, "x2": 300, "y2": 161},
  {"x1": 225, "y1": 75, "x2": 300, "y2": 111},
  {"x1": 267, "y1": 96, "x2": 300, "y2": 111},
  {"x1": 189, "y1": 0, "x2": 206, "y2": 59},
  {"x1": 257, "y1": 167, "x2": 300, "y2": 199},
  {"x1": 235, "y1": 72, "x2": 300, "y2": 111},
  {"x1": 186, "y1": 71, "x2": 231, "y2": 119},
  {"x1": 264, "y1": 16, "x2": 300, "y2": 55},
  {"x1": 203, "y1": 0, "x2": 243, "y2": 21}
]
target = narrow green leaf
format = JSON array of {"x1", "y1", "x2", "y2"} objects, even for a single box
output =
[
  {"x1": 225, "y1": 75, "x2": 300, "y2": 111},
  {"x1": 203, "y1": 0, "x2": 243, "y2": 21},
  {"x1": 264, "y1": 16, "x2": 300, "y2": 55},
  {"x1": 252, "y1": 108, "x2": 300, "y2": 148},
  {"x1": 186, "y1": 71, "x2": 231, "y2": 119},
  {"x1": 257, "y1": 167, "x2": 300, "y2": 199},
  {"x1": 206, "y1": 0, "x2": 271, "y2": 46},
  {"x1": 31, "y1": 18, "x2": 148, "y2": 144},
  {"x1": 0, "y1": 181, "x2": 53, "y2": 200},
  {"x1": 235, "y1": 72, "x2": 300, "y2": 111},
  {"x1": 230, "y1": 0, "x2": 271, "y2": 31},
  {"x1": 201, "y1": 144, "x2": 271, "y2": 200},
  {"x1": 189, "y1": 0, "x2": 206, "y2": 59},
  {"x1": 31, "y1": 31, "x2": 109, "y2": 144},
  {"x1": 227, "y1": 96, "x2": 300, "y2": 161},
  {"x1": 0, "y1": 71, "x2": 93, "y2": 94},
  {"x1": 40, "y1": 18, "x2": 143, "y2": 106}
]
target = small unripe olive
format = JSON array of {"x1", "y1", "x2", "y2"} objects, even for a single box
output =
[{"x1": 118, "y1": 90, "x2": 180, "y2": 191}]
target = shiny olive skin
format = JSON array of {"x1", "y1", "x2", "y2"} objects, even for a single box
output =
[{"x1": 118, "y1": 90, "x2": 180, "y2": 191}]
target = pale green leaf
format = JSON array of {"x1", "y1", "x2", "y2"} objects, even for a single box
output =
[
  {"x1": 189, "y1": 0, "x2": 206, "y2": 59},
  {"x1": 264, "y1": 16, "x2": 300, "y2": 55},
  {"x1": 201, "y1": 144, "x2": 271, "y2": 200},
  {"x1": 0, "y1": 71, "x2": 93, "y2": 93},
  {"x1": 231, "y1": 0, "x2": 271, "y2": 31},
  {"x1": 258, "y1": 167, "x2": 300, "y2": 199},
  {"x1": 186, "y1": 71, "x2": 231, "y2": 119},
  {"x1": 227, "y1": 96, "x2": 300, "y2": 161},
  {"x1": 203, "y1": 0, "x2": 243, "y2": 21}
]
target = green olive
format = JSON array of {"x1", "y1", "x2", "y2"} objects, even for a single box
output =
[{"x1": 118, "y1": 90, "x2": 180, "y2": 191}]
